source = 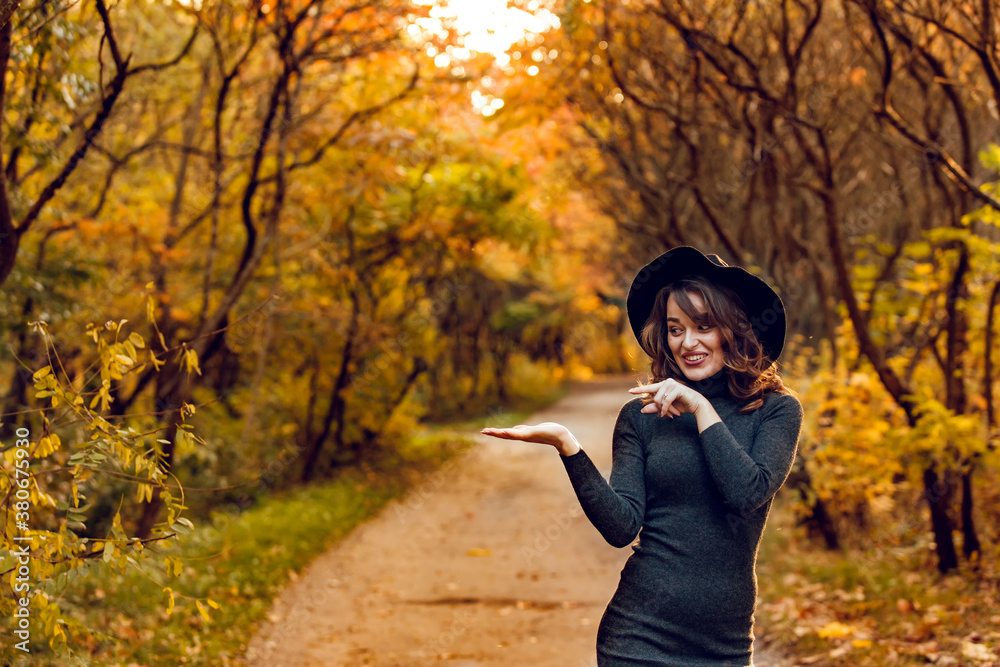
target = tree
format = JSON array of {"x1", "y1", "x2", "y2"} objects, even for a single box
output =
[
  {"x1": 515, "y1": 0, "x2": 1000, "y2": 571},
  {"x1": 0, "y1": 0, "x2": 198, "y2": 288}
]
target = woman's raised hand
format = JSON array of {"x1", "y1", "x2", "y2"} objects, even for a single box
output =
[
  {"x1": 629, "y1": 378, "x2": 706, "y2": 418},
  {"x1": 480, "y1": 421, "x2": 581, "y2": 456}
]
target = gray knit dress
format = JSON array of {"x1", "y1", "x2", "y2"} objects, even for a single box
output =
[{"x1": 559, "y1": 366, "x2": 804, "y2": 666}]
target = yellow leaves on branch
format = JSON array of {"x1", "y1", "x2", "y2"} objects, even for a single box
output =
[
  {"x1": 135, "y1": 483, "x2": 154, "y2": 503},
  {"x1": 178, "y1": 347, "x2": 202, "y2": 376},
  {"x1": 11, "y1": 300, "x2": 207, "y2": 656},
  {"x1": 32, "y1": 365, "x2": 83, "y2": 410},
  {"x1": 902, "y1": 397, "x2": 986, "y2": 466},
  {"x1": 164, "y1": 588, "x2": 175, "y2": 617},
  {"x1": 78, "y1": 320, "x2": 203, "y2": 411},
  {"x1": 35, "y1": 434, "x2": 60, "y2": 458},
  {"x1": 163, "y1": 586, "x2": 219, "y2": 624},
  {"x1": 145, "y1": 281, "x2": 168, "y2": 354},
  {"x1": 163, "y1": 555, "x2": 184, "y2": 578},
  {"x1": 79, "y1": 320, "x2": 151, "y2": 411},
  {"x1": 174, "y1": 424, "x2": 205, "y2": 454}
]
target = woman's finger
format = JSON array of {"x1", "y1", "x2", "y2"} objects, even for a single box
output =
[
  {"x1": 641, "y1": 395, "x2": 667, "y2": 415},
  {"x1": 481, "y1": 427, "x2": 517, "y2": 437},
  {"x1": 639, "y1": 400, "x2": 681, "y2": 417},
  {"x1": 655, "y1": 387, "x2": 671, "y2": 414},
  {"x1": 480, "y1": 424, "x2": 559, "y2": 446},
  {"x1": 660, "y1": 388, "x2": 678, "y2": 417},
  {"x1": 483, "y1": 431, "x2": 525, "y2": 441}
]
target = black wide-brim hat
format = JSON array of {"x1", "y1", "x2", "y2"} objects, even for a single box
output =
[{"x1": 626, "y1": 246, "x2": 787, "y2": 363}]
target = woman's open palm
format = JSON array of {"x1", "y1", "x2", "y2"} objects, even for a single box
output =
[{"x1": 480, "y1": 422, "x2": 570, "y2": 449}]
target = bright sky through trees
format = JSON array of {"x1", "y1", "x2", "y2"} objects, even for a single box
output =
[
  {"x1": 412, "y1": 0, "x2": 560, "y2": 114},
  {"x1": 423, "y1": 0, "x2": 558, "y2": 58}
]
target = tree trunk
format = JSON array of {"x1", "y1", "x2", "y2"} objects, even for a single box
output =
[
  {"x1": 0, "y1": 1, "x2": 19, "y2": 29},
  {"x1": 347, "y1": 357, "x2": 428, "y2": 463},
  {"x1": 985, "y1": 280, "x2": 1000, "y2": 429},
  {"x1": 0, "y1": 293, "x2": 36, "y2": 437},
  {"x1": 942, "y1": 242, "x2": 979, "y2": 563},
  {"x1": 0, "y1": 19, "x2": 19, "y2": 287},
  {"x1": 496, "y1": 346, "x2": 510, "y2": 404},
  {"x1": 960, "y1": 469, "x2": 980, "y2": 561},
  {"x1": 788, "y1": 457, "x2": 841, "y2": 550},
  {"x1": 300, "y1": 289, "x2": 359, "y2": 482},
  {"x1": 923, "y1": 466, "x2": 959, "y2": 573},
  {"x1": 818, "y1": 184, "x2": 959, "y2": 571}
]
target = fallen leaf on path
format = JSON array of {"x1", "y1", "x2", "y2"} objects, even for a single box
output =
[
  {"x1": 962, "y1": 642, "x2": 996, "y2": 662},
  {"x1": 466, "y1": 548, "x2": 492, "y2": 557},
  {"x1": 829, "y1": 645, "x2": 852, "y2": 658},
  {"x1": 817, "y1": 621, "x2": 854, "y2": 638}
]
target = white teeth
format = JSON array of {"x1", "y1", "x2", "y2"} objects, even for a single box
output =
[{"x1": 685, "y1": 354, "x2": 706, "y2": 361}]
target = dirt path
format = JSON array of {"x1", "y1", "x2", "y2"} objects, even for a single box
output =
[{"x1": 244, "y1": 374, "x2": 791, "y2": 666}]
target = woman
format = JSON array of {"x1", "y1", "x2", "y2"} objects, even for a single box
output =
[{"x1": 480, "y1": 246, "x2": 804, "y2": 666}]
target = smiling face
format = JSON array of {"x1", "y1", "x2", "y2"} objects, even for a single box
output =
[{"x1": 666, "y1": 290, "x2": 726, "y2": 381}]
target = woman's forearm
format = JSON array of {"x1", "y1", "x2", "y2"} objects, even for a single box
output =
[
  {"x1": 557, "y1": 430, "x2": 582, "y2": 457},
  {"x1": 694, "y1": 398, "x2": 723, "y2": 433}
]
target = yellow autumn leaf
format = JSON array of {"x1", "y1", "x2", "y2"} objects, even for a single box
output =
[
  {"x1": 187, "y1": 349, "x2": 202, "y2": 375},
  {"x1": 196, "y1": 600, "x2": 211, "y2": 623},
  {"x1": 49, "y1": 625, "x2": 66, "y2": 650},
  {"x1": 466, "y1": 548, "x2": 492, "y2": 557},
  {"x1": 36, "y1": 434, "x2": 60, "y2": 457},
  {"x1": 817, "y1": 621, "x2": 854, "y2": 638},
  {"x1": 146, "y1": 295, "x2": 156, "y2": 323}
]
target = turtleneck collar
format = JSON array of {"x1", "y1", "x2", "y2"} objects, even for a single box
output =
[{"x1": 685, "y1": 366, "x2": 731, "y2": 398}]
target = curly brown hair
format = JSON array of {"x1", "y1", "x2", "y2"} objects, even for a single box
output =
[{"x1": 636, "y1": 275, "x2": 795, "y2": 413}]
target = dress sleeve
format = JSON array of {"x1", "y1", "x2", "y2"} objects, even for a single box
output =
[
  {"x1": 698, "y1": 392, "x2": 804, "y2": 514},
  {"x1": 559, "y1": 399, "x2": 646, "y2": 548}
]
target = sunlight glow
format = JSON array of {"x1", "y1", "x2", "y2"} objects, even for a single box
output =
[
  {"x1": 414, "y1": 0, "x2": 560, "y2": 60},
  {"x1": 413, "y1": 0, "x2": 560, "y2": 116}
]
